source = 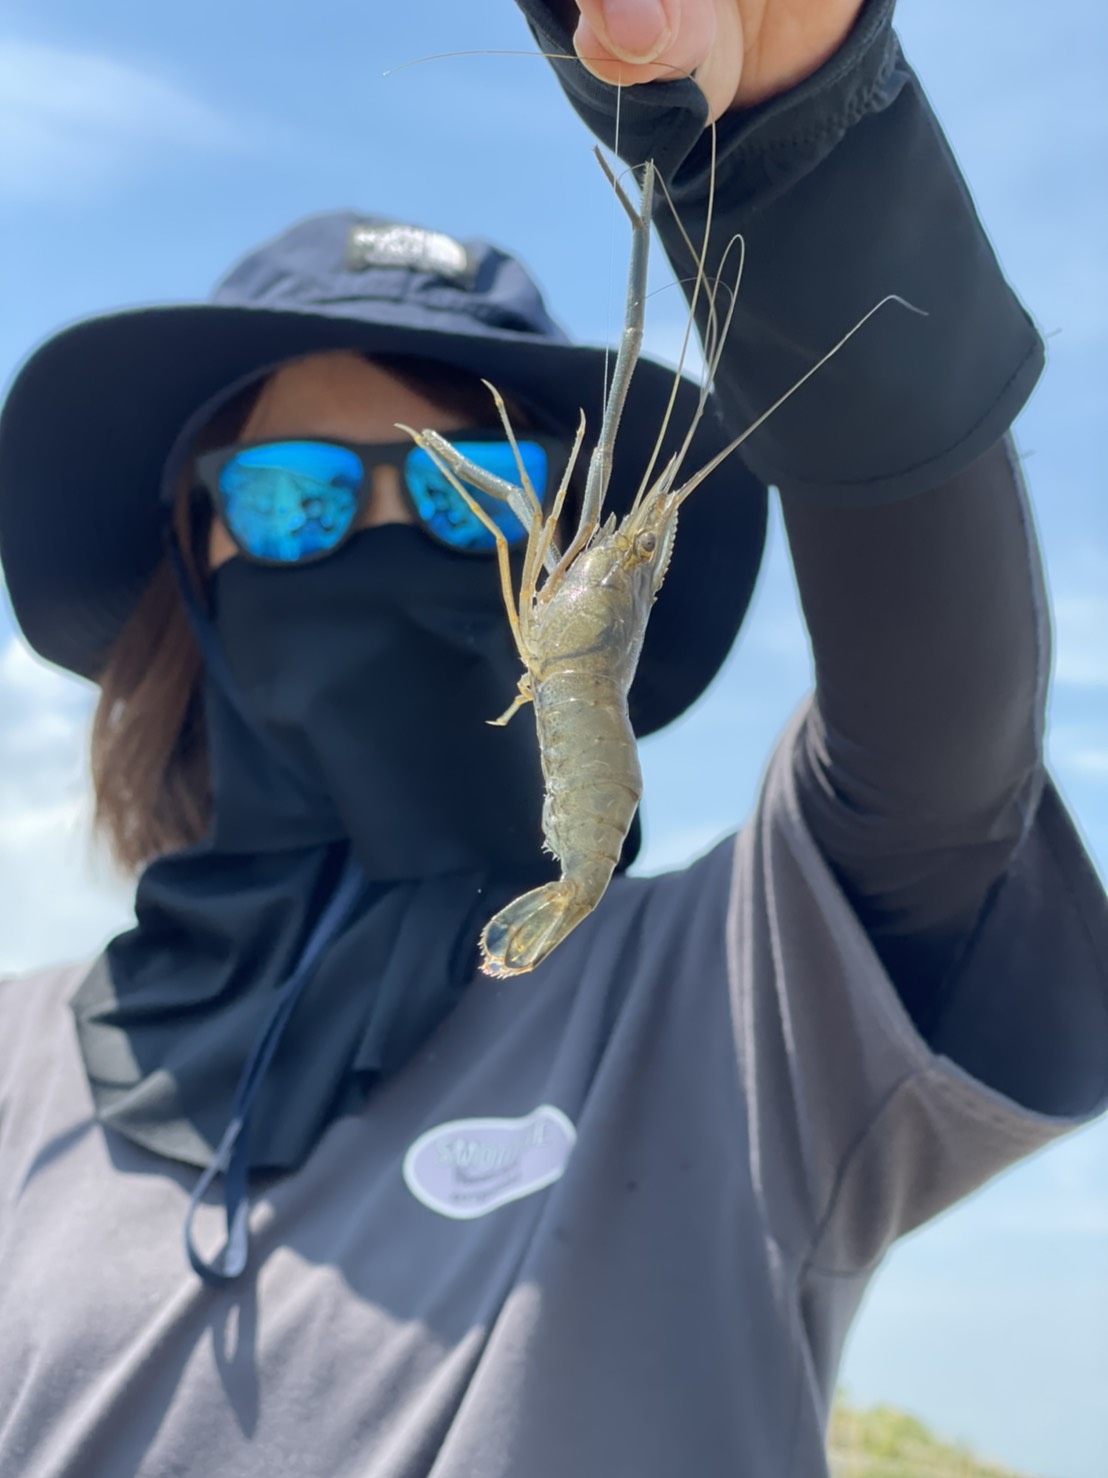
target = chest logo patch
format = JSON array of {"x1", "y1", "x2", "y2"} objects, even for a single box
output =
[{"x1": 403, "y1": 1104, "x2": 577, "y2": 1220}]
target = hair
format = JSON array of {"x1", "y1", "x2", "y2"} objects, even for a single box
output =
[{"x1": 90, "y1": 353, "x2": 565, "y2": 873}]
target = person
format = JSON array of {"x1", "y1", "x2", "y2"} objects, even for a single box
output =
[{"x1": 0, "y1": 0, "x2": 1105, "y2": 1473}]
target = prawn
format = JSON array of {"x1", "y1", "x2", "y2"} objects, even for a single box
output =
[{"x1": 402, "y1": 151, "x2": 913, "y2": 978}]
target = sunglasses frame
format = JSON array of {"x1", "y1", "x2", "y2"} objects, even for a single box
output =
[{"x1": 193, "y1": 430, "x2": 572, "y2": 567}]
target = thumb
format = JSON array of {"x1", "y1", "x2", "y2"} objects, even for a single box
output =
[{"x1": 571, "y1": 0, "x2": 718, "y2": 89}]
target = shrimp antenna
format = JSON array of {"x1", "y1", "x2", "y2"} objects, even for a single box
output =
[
  {"x1": 653, "y1": 211, "x2": 749, "y2": 491},
  {"x1": 671, "y1": 293, "x2": 928, "y2": 509},
  {"x1": 630, "y1": 122, "x2": 728, "y2": 513}
]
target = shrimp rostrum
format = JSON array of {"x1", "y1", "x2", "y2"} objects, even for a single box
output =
[{"x1": 403, "y1": 154, "x2": 910, "y2": 978}]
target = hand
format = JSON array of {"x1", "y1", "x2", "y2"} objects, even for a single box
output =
[{"x1": 557, "y1": 0, "x2": 865, "y2": 121}]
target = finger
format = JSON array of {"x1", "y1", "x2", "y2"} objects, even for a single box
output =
[{"x1": 571, "y1": 0, "x2": 716, "y2": 89}]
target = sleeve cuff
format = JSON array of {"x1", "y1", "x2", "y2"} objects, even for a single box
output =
[{"x1": 515, "y1": 0, "x2": 1045, "y2": 503}]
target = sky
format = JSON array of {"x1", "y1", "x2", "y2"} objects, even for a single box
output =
[{"x1": 1, "y1": 2, "x2": 1105, "y2": 1473}]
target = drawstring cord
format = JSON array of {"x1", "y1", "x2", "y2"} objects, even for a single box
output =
[
  {"x1": 183, "y1": 853, "x2": 365, "y2": 1284},
  {"x1": 168, "y1": 540, "x2": 367, "y2": 1285}
]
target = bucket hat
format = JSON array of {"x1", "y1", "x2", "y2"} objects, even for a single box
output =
[{"x1": 0, "y1": 208, "x2": 766, "y2": 736}]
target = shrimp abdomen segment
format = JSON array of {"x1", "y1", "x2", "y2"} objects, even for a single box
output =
[
  {"x1": 536, "y1": 669, "x2": 642, "y2": 866},
  {"x1": 479, "y1": 669, "x2": 642, "y2": 977}
]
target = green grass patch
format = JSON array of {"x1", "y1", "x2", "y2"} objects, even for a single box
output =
[{"x1": 828, "y1": 1400, "x2": 1042, "y2": 1477}]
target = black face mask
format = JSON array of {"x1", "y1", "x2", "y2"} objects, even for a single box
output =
[
  {"x1": 204, "y1": 524, "x2": 548, "y2": 873},
  {"x1": 71, "y1": 529, "x2": 559, "y2": 1209}
]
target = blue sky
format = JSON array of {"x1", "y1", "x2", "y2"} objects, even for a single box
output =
[{"x1": 1, "y1": 2, "x2": 1105, "y2": 1473}]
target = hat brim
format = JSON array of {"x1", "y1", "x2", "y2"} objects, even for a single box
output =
[{"x1": 0, "y1": 302, "x2": 766, "y2": 735}]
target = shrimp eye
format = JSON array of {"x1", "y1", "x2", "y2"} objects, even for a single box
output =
[{"x1": 636, "y1": 531, "x2": 657, "y2": 559}]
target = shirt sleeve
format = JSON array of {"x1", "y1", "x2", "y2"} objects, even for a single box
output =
[
  {"x1": 515, "y1": 0, "x2": 1044, "y2": 503},
  {"x1": 781, "y1": 434, "x2": 1050, "y2": 1040},
  {"x1": 729, "y1": 713, "x2": 1108, "y2": 1276}
]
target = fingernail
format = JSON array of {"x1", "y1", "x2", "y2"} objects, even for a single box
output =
[{"x1": 598, "y1": 0, "x2": 673, "y2": 65}]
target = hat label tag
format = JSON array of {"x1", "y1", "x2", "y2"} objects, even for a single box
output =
[{"x1": 346, "y1": 222, "x2": 474, "y2": 287}]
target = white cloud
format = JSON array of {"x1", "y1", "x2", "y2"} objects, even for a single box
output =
[
  {"x1": 1054, "y1": 592, "x2": 1108, "y2": 688},
  {"x1": 0, "y1": 37, "x2": 247, "y2": 200},
  {"x1": 0, "y1": 637, "x2": 132, "y2": 977},
  {"x1": 0, "y1": 637, "x2": 89, "y2": 797},
  {"x1": 1049, "y1": 715, "x2": 1108, "y2": 789},
  {"x1": 1068, "y1": 748, "x2": 1108, "y2": 779}
]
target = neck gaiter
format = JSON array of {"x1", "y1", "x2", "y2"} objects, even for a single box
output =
[{"x1": 72, "y1": 526, "x2": 560, "y2": 1174}]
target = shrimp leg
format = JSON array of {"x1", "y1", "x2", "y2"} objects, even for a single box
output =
[
  {"x1": 415, "y1": 426, "x2": 563, "y2": 577},
  {"x1": 395, "y1": 425, "x2": 531, "y2": 671}
]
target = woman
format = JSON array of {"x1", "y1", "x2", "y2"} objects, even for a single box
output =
[{"x1": 1, "y1": 1, "x2": 1105, "y2": 1474}]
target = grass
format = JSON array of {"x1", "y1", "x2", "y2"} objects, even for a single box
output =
[{"x1": 828, "y1": 1400, "x2": 1043, "y2": 1478}]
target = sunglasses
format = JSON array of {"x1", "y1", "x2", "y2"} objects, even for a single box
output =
[{"x1": 193, "y1": 432, "x2": 570, "y2": 566}]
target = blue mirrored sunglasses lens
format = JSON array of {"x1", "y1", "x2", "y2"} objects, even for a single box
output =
[
  {"x1": 404, "y1": 441, "x2": 549, "y2": 552},
  {"x1": 219, "y1": 442, "x2": 363, "y2": 563}
]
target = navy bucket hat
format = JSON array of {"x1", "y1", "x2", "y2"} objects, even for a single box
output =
[{"x1": 0, "y1": 208, "x2": 767, "y2": 736}]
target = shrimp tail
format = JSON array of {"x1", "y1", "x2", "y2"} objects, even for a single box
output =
[{"x1": 480, "y1": 877, "x2": 597, "y2": 978}]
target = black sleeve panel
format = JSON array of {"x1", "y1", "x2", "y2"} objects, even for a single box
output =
[
  {"x1": 928, "y1": 781, "x2": 1108, "y2": 1119},
  {"x1": 516, "y1": 0, "x2": 1045, "y2": 504},
  {"x1": 779, "y1": 414, "x2": 1107, "y2": 1120},
  {"x1": 781, "y1": 437, "x2": 1047, "y2": 1018}
]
